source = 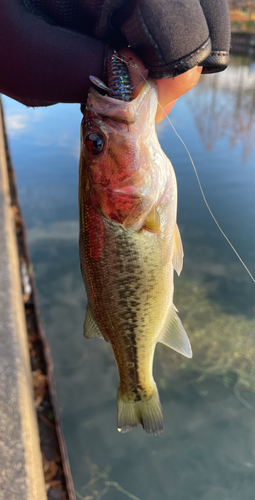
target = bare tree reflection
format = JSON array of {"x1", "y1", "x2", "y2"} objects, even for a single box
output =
[{"x1": 186, "y1": 55, "x2": 255, "y2": 163}]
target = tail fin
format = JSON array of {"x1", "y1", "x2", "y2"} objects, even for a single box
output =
[{"x1": 117, "y1": 388, "x2": 164, "y2": 435}]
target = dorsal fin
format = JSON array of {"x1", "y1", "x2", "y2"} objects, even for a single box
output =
[
  {"x1": 172, "y1": 223, "x2": 184, "y2": 276},
  {"x1": 158, "y1": 306, "x2": 192, "y2": 358},
  {"x1": 83, "y1": 306, "x2": 106, "y2": 340}
]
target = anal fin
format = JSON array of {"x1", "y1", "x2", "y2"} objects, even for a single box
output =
[
  {"x1": 83, "y1": 306, "x2": 106, "y2": 340},
  {"x1": 159, "y1": 306, "x2": 192, "y2": 358}
]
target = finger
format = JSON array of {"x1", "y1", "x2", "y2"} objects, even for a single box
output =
[
  {"x1": 119, "y1": 49, "x2": 202, "y2": 125},
  {"x1": 155, "y1": 66, "x2": 202, "y2": 124}
]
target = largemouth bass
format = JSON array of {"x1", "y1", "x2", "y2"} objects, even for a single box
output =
[{"x1": 79, "y1": 76, "x2": 192, "y2": 435}]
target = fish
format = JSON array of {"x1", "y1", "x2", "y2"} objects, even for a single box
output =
[{"x1": 79, "y1": 68, "x2": 192, "y2": 435}]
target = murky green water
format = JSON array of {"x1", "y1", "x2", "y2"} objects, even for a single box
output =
[{"x1": 2, "y1": 53, "x2": 255, "y2": 500}]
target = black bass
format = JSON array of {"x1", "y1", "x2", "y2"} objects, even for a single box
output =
[{"x1": 79, "y1": 75, "x2": 192, "y2": 435}]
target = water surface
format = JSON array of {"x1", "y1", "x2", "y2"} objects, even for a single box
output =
[{"x1": 2, "y1": 53, "x2": 255, "y2": 500}]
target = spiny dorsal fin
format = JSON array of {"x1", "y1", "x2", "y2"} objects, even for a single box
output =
[
  {"x1": 172, "y1": 223, "x2": 184, "y2": 276},
  {"x1": 144, "y1": 205, "x2": 160, "y2": 233},
  {"x1": 159, "y1": 306, "x2": 192, "y2": 358},
  {"x1": 83, "y1": 306, "x2": 105, "y2": 340}
]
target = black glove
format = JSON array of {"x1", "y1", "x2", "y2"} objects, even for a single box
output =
[
  {"x1": 116, "y1": 0, "x2": 231, "y2": 78},
  {"x1": 0, "y1": 0, "x2": 107, "y2": 106},
  {"x1": 0, "y1": 0, "x2": 231, "y2": 106}
]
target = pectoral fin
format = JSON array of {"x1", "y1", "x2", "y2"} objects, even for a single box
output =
[
  {"x1": 159, "y1": 306, "x2": 192, "y2": 358},
  {"x1": 83, "y1": 306, "x2": 106, "y2": 341},
  {"x1": 144, "y1": 205, "x2": 160, "y2": 233},
  {"x1": 172, "y1": 223, "x2": 184, "y2": 276}
]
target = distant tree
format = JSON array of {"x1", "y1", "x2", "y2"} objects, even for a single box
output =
[{"x1": 229, "y1": 0, "x2": 255, "y2": 13}]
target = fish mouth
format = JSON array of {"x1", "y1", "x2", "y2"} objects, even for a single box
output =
[
  {"x1": 81, "y1": 52, "x2": 135, "y2": 114},
  {"x1": 85, "y1": 79, "x2": 154, "y2": 127},
  {"x1": 85, "y1": 99, "x2": 137, "y2": 126},
  {"x1": 82, "y1": 49, "x2": 159, "y2": 126},
  {"x1": 82, "y1": 51, "x2": 151, "y2": 123}
]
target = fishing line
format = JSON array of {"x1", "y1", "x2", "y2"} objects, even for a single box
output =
[
  {"x1": 162, "y1": 106, "x2": 255, "y2": 283},
  {"x1": 138, "y1": 72, "x2": 255, "y2": 283}
]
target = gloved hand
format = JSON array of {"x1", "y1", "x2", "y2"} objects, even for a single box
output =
[
  {"x1": 0, "y1": 0, "x2": 230, "y2": 107},
  {"x1": 117, "y1": 0, "x2": 231, "y2": 78},
  {"x1": 120, "y1": 48, "x2": 203, "y2": 124}
]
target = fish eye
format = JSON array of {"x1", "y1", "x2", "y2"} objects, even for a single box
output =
[{"x1": 85, "y1": 132, "x2": 105, "y2": 155}]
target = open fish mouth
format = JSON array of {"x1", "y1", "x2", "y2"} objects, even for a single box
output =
[
  {"x1": 88, "y1": 51, "x2": 135, "y2": 103},
  {"x1": 80, "y1": 51, "x2": 136, "y2": 118}
]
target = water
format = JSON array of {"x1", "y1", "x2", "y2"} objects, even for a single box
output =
[{"x1": 2, "y1": 53, "x2": 255, "y2": 500}]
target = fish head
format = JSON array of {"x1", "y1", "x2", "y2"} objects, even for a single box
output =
[
  {"x1": 80, "y1": 80, "x2": 158, "y2": 188},
  {"x1": 79, "y1": 79, "x2": 170, "y2": 229}
]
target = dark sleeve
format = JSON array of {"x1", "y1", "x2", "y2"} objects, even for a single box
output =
[
  {"x1": 0, "y1": 0, "x2": 231, "y2": 107},
  {"x1": 117, "y1": 0, "x2": 231, "y2": 79},
  {"x1": 0, "y1": 0, "x2": 107, "y2": 106}
]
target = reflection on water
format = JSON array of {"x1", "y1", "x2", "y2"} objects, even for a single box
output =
[
  {"x1": 2, "y1": 53, "x2": 255, "y2": 500},
  {"x1": 185, "y1": 55, "x2": 255, "y2": 163}
]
